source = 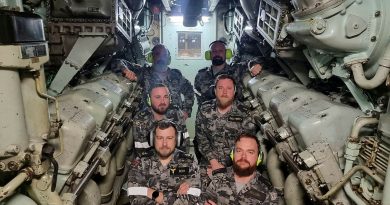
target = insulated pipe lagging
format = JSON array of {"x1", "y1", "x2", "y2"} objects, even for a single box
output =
[
  {"x1": 350, "y1": 117, "x2": 378, "y2": 141},
  {"x1": 343, "y1": 161, "x2": 366, "y2": 205},
  {"x1": 284, "y1": 173, "x2": 304, "y2": 205},
  {"x1": 381, "y1": 157, "x2": 390, "y2": 205},
  {"x1": 267, "y1": 148, "x2": 285, "y2": 191},
  {"x1": 350, "y1": 63, "x2": 389, "y2": 89},
  {"x1": 342, "y1": 116, "x2": 379, "y2": 204},
  {"x1": 350, "y1": 45, "x2": 390, "y2": 89},
  {"x1": 0, "y1": 172, "x2": 29, "y2": 201}
]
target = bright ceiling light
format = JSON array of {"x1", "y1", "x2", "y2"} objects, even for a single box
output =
[
  {"x1": 201, "y1": 16, "x2": 210, "y2": 22},
  {"x1": 168, "y1": 16, "x2": 183, "y2": 23},
  {"x1": 168, "y1": 16, "x2": 210, "y2": 23}
]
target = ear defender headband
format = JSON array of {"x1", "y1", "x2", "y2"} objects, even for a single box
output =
[
  {"x1": 148, "y1": 119, "x2": 183, "y2": 147},
  {"x1": 214, "y1": 74, "x2": 237, "y2": 95},
  {"x1": 230, "y1": 134, "x2": 263, "y2": 166},
  {"x1": 147, "y1": 44, "x2": 171, "y2": 65},
  {"x1": 147, "y1": 83, "x2": 172, "y2": 106},
  {"x1": 205, "y1": 40, "x2": 233, "y2": 60}
]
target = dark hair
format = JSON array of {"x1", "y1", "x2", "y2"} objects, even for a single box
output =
[
  {"x1": 153, "y1": 119, "x2": 178, "y2": 137},
  {"x1": 209, "y1": 40, "x2": 227, "y2": 48},
  {"x1": 214, "y1": 74, "x2": 236, "y2": 87},
  {"x1": 235, "y1": 134, "x2": 260, "y2": 154},
  {"x1": 151, "y1": 44, "x2": 170, "y2": 57},
  {"x1": 148, "y1": 83, "x2": 170, "y2": 95}
]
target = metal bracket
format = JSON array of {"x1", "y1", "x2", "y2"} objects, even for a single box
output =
[
  {"x1": 48, "y1": 33, "x2": 108, "y2": 96},
  {"x1": 342, "y1": 78, "x2": 375, "y2": 112}
]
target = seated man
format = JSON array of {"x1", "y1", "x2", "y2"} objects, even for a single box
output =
[
  {"x1": 195, "y1": 40, "x2": 263, "y2": 105},
  {"x1": 133, "y1": 83, "x2": 189, "y2": 157},
  {"x1": 202, "y1": 134, "x2": 279, "y2": 205},
  {"x1": 195, "y1": 74, "x2": 258, "y2": 170},
  {"x1": 127, "y1": 120, "x2": 201, "y2": 205}
]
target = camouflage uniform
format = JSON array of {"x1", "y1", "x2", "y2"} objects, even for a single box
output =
[
  {"x1": 194, "y1": 56, "x2": 267, "y2": 105},
  {"x1": 195, "y1": 99, "x2": 257, "y2": 165},
  {"x1": 194, "y1": 63, "x2": 248, "y2": 105},
  {"x1": 133, "y1": 106, "x2": 189, "y2": 157},
  {"x1": 139, "y1": 66, "x2": 195, "y2": 117},
  {"x1": 127, "y1": 149, "x2": 201, "y2": 205},
  {"x1": 201, "y1": 167, "x2": 280, "y2": 205}
]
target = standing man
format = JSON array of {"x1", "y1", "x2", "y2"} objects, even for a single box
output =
[
  {"x1": 202, "y1": 134, "x2": 280, "y2": 205},
  {"x1": 127, "y1": 120, "x2": 201, "y2": 205},
  {"x1": 113, "y1": 44, "x2": 195, "y2": 119},
  {"x1": 194, "y1": 40, "x2": 263, "y2": 105},
  {"x1": 195, "y1": 74, "x2": 258, "y2": 171},
  {"x1": 133, "y1": 84, "x2": 189, "y2": 157}
]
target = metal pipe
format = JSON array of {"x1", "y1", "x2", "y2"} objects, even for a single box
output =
[
  {"x1": 316, "y1": 165, "x2": 384, "y2": 201},
  {"x1": 349, "y1": 116, "x2": 378, "y2": 141},
  {"x1": 99, "y1": 157, "x2": 117, "y2": 203},
  {"x1": 381, "y1": 157, "x2": 390, "y2": 205},
  {"x1": 74, "y1": 135, "x2": 117, "y2": 196},
  {"x1": 342, "y1": 115, "x2": 379, "y2": 204},
  {"x1": 282, "y1": 151, "x2": 300, "y2": 173},
  {"x1": 350, "y1": 62, "x2": 390, "y2": 90},
  {"x1": 0, "y1": 69, "x2": 29, "y2": 155},
  {"x1": 73, "y1": 158, "x2": 102, "y2": 197},
  {"x1": 257, "y1": 132, "x2": 267, "y2": 164},
  {"x1": 115, "y1": 137, "x2": 128, "y2": 173},
  {"x1": 284, "y1": 173, "x2": 305, "y2": 205},
  {"x1": 0, "y1": 172, "x2": 29, "y2": 201},
  {"x1": 21, "y1": 69, "x2": 50, "y2": 142},
  {"x1": 33, "y1": 71, "x2": 60, "y2": 122},
  {"x1": 267, "y1": 148, "x2": 285, "y2": 191}
]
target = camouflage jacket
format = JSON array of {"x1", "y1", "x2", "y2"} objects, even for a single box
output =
[
  {"x1": 194, "y1": 63, "x2": 248, "y2": 105},
  {"x1": 127, "y1": 149, "x2": 201, "y2": 205},
  {"x1": 139, "y1": 66, "x2": 194, "y2": 117},
  {"x1": 195, "y1": 100, "x2": 257, "y2": 164},
  {"x1": 133, "y1": 106, "x2": 189, "y2": 157},
  {"x1": 201, "y1": 167, "x2": 279, "y2": 205}
]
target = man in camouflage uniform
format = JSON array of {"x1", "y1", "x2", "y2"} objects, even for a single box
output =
[
  {"x1": 194, "y1": 40, "x2": 263, "y2": 105},
  {"x1": 202, "y1": 134, "x2": 279, "y2": 205},
  {"x1": 195, "y1": 74, "x2": 258, "y2": 172},
  {"x1": 127, "y1": 120, "x2": 201, "y2": 205},
  {"x1": 123, "y1": 44, "x2": 194, "y2": 119},
  {"x1": 133, "y1": 84, "x2": 189, "y2": 157}
]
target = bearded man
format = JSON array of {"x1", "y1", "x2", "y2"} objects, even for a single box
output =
[
  {"x1": 133, "y1": 84, "x2": 189, "y2": 157},
  {"x1": 202, "y1": 134, "x2": 280, "y2": 205},
  {"x1": 195, "y1": 74, "x2": 258, "y2": 171},
  {"x1": 128, "y1": 120, "x2": 201, "y2": 204},
  {"x1": 194, "y1": 40, "x2": 263, "y2": 105}
]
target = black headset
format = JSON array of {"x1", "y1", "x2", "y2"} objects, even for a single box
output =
[{"x1": 148, "y1": 119, "x2": 183, "y2": 147}]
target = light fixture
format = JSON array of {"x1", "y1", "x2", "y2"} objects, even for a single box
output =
[
  {"x1": 168, "y1": 16, "x2": 210, "y2": 23},
  {"x1": 201, "y1": 16, "x2": 210, "y2": 22},
  {"x1": 168, "y1": 16, "x2": 183, "y2": 23}
]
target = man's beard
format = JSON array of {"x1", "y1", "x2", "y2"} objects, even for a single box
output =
[
  {"x1": 156, "y1": 59, "x2": 168, "y2": 67},
  {"x1": 233, "y1": 159, "x2": 257, "y2": 177},
  {"x1": 152, "y1": 103, "x2": 168, "y2": 115},
  {"x1": 217, "y1": 97, "x2": 233, "y2": 109},
  {"x1": 157, "y1": 146, "x2": 174, "y2": 159},
  {"x1": 212, "y1": 56, "x2": 225, "y2": 66}
]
